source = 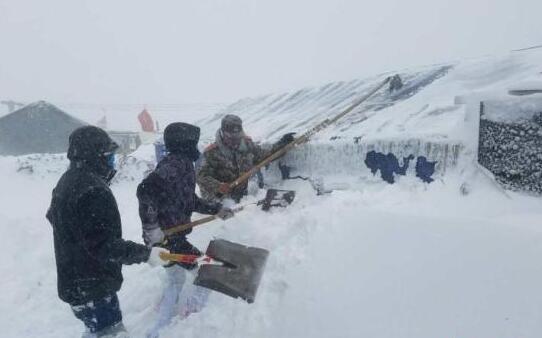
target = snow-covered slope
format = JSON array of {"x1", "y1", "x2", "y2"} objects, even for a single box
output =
[{"x1": 2, "y1": 50, "x2": 542, "y2": 338}]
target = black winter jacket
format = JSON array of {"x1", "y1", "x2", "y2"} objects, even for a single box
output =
[
  {"x1": 46, "y1": 164, "x2": 150, "y2": 305},
  {"x1": 137, "y1": 153, "x2": 220, "y2": 246}
]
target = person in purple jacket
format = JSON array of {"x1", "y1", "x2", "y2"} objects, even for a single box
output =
[{"x1": 137, "y1": 122, "x2": 233, "y2": 337}]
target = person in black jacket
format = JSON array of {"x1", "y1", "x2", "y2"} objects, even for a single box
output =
[
  {"x1": 137, "y1": 122, "x2": 233, "y2": 337},
  {"x1": 46, "y1": 126, "x2": 170, "y2": 338}
]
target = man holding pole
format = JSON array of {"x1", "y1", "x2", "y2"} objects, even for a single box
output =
[{"x1": 197, "y1": 114, "x2": 295, "y2": 202}]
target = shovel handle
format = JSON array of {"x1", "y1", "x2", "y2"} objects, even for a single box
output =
[
  {"x1": 159, "y1": 252, "x2": 200, "y2": 264},
  {"x1": 163, "y1": 215, "x2": 217, "y2": 236},
  {"x1": 163, "y1": 205, "x2": 246, "y2": 237}
]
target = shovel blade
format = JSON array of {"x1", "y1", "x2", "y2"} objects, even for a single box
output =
[
  {"x1": 260, "y1": 188, "x2": 296, "y2": 211},
  {"x1": 194, "y1": 239, "x2": 269, "y2": 303}
]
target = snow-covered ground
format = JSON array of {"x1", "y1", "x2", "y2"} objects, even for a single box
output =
[
  {"x1": 2, "y1": 49, "x2": 542, "y2": 338},
  {"x1": 1, "y1": 152, "x2": 542, "y2": 338}
]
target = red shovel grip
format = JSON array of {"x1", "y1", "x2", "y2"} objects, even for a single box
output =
[{"x1": 159, "y1": 252, "x2": 200, "y2": 264}]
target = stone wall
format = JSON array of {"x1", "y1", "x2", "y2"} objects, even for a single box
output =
[{"x1": 478, "y1": 98, "x2": 542, "y2": 194}]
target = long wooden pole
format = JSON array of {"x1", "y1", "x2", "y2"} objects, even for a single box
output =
[
  {"x1": 228, "y1": 76, "x2": 391, "y2": 190},
  {"x1": 163, "y1": 205, "x2": 247, "y2": 236}
]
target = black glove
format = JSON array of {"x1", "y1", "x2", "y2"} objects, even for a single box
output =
[
  {"x1": 164, "y1": 236, "x2": 203, "y2": 270},
  {"x1": 216, "y1": 207, "x2": 235, "y2": 220},
  {"x1": 277, "y1": 132, "x2": 296, "y2": 147},
  {"x1": 195, "y1": 196, "x2": 222, "y2": 215}
]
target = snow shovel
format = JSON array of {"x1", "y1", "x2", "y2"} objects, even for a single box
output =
[
  {"x1": 162, "y1": 188, "x2": 296, "y2": 237},
  {"x1": 258, "y1": 188, "x2": 296, "y2": 211},
  {"x1": 160, "y1": 239, "x2": 269, "y2": 303}
]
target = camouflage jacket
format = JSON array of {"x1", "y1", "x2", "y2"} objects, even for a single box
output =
[{"x1": 197, "y1": 130, "x2": 277, "y2": 202}]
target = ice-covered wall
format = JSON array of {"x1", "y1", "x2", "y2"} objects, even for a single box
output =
[{"x1": 282, "y1": 139, "x2": 462, "y2": 176}]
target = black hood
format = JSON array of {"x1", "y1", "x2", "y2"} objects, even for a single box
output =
[
  {"x1": 67, "y1": 126, "x2": 119, "y2": 181},
  {"x1": 164, "y1": 122, "x2": 201, "y2": 161}
]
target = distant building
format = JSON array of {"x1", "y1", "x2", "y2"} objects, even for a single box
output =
[
  {"x1": 108, "y1": 131, "x2": 141, "y2": 154},
  {"x1": 0, "y1": 100, "x2": 25, "y2": 113},
  {"x1": 0, "y1": 101, "x2": 86, "y2": 156}
]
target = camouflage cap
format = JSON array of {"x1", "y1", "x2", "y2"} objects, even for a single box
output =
[{"x1": 221, "y1": 114, "x2": 243, "y2": 134}]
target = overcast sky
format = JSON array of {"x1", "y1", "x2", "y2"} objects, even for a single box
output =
[{"x1": 1, "y1": 0, "x2": 541, "y2": 106}]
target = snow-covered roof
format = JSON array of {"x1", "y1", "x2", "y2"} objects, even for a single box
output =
[
  {"x1": 0, "y1": 101, "x2": 87, "y2": 156},
  {"x1": 197, "y1": 50, "x2": 542, "y2": 147}
]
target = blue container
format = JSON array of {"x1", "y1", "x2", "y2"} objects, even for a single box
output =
[
  {"x1": 154, "y1": 142, "x2": 167, "y2": 163},
  {"x1": 154, "y1": 142, "x2": 204, "y2": 166}
]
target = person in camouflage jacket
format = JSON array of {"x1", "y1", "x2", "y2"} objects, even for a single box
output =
[{"x1": 197, "y1": 114, "x2": 295, "y2": 202}]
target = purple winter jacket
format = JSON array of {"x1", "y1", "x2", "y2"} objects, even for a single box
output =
[{"x1": 137, "y1": 153, "x2": 220, "y2": 246}]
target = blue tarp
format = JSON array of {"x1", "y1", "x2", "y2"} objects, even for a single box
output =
[{"x1": 365, "y1": 151, "x2": 436, "y2": 184}]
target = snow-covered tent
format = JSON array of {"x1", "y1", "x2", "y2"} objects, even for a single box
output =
[
  {"x1": 0, "y1": 101, "x2": 87, "y2": 156},
  {"x1": 196, "y1": 50, "x2": 542, "y2": 189}
]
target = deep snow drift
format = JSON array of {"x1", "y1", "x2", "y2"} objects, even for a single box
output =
[{"x1": 1, "y1": 153, "x2": 542, "y2": 338}]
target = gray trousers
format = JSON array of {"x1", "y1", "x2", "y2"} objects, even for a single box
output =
[{"x1": 146, "y1": 265, "x2": 211, "y2": 338}]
